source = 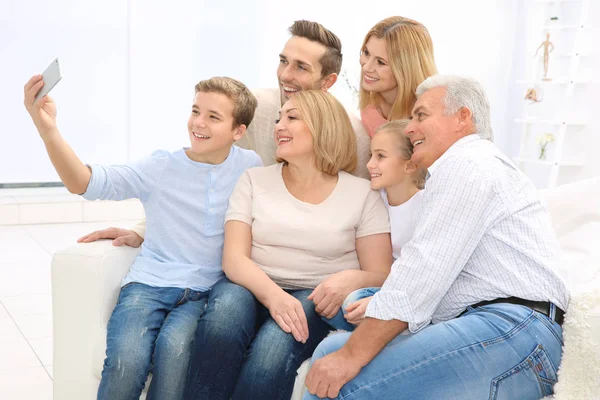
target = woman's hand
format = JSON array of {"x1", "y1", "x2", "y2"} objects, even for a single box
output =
[
  {"x1": 344, "y1": 297, "x2": 372, "y2": 326},
  {"x1": 308, "y1": 270, "x2": 359, "y2": 319},
  {"x1": 23, "y1": 75, "x2": 58, "y2": 137},
  {"x1": 267, "y1": 291, "x2": 309, "y2": 343}
]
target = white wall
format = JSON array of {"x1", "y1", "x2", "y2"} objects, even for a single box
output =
[
  {"x1": 127, "y1": 0, "x2": 272, "y2": 160},
  {"x1": 575, "y1": 0, "x2": 600, "y2": 183},
  {"x1": 0, "y1": 0, "x2": 129, "y2": 183},
  {"x1": 579, "y1": 95, "x2": 600, "y2": 182},
  {"x1": 6, "y1": 0, "x2": 592, "y2": 185}
]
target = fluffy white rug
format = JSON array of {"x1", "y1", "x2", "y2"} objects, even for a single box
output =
[{"x1": 543, "y1": 282, "x2": 600, "y2": 400}]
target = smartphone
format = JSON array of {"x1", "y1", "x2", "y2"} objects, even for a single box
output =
[{"x1": 35, "y1": 58, "x2": 62, "y2": 101}]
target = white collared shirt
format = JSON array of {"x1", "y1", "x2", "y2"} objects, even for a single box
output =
[{"x1": 366, "y1": 134, "x2": 570, "y2": 333}]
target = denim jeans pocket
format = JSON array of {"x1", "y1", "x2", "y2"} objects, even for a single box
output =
[
  {"x1": 120, "y1": 281, "x2": 138, "y2": 291},
  {"x1": 489, "y1": 344, "x2": 558, "y2": 400},
  {"x1": 533, "y1": 312, "x2": 564, "y2": 347}
]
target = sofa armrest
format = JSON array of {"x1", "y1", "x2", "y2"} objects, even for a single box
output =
[{"x1": 52, "y1": 240, "x2": 140, "y2": 400}]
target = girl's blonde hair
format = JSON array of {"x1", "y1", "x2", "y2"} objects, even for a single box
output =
[
  {"x1": 359, "y1": 16, "x2": 438, "y2": 120},
  {"x1": 375, "y1": 120, "x2": 427, "y2": 189},
  {"x1": 277, "y1": 90, "x2": 357, "y2": 175}
]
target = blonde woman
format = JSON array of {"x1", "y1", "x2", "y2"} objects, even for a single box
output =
[
  {"x1": 360, "y1": 16, "x2": 438, "y2": 138},
  {"x1": 185, "y1": 91, "x2": 392, "y2": 400}
]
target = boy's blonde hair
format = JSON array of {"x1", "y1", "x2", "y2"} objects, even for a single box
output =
[
  {"x1": 359, "y1": 17, "x2": 437, "y2": 120},
  {"x1": 375, "y1": 120, "x2": 427, "y2": 189},
  {"x1": 278, "y1": 90, "x2": 357, "y2": 175},
  {"x1": 195, "y1": 77, "x2": 258, "y2": 128}
]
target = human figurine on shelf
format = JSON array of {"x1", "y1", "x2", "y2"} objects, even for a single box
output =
[
  {"x1": 525, "y1": 87, "x2": 541, "y2": 103},
  {"x1": 535, "y1": 33, "x2": 555, "y2": 81}
]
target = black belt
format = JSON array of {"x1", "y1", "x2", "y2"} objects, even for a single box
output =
[{"x1": 460, "y1": 297, "x2": 565, "y2": 326}]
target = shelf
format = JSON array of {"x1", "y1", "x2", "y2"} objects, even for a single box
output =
[
  {"x1": 513, "y1": 157, "x2": 583, "y2": 167},
  {"x1": 535, "y1": 52, "x2": 599, "y2": 58},
  {"x1": 536, "y1": 0, "x2": 581, "y2": 3},
  {"x1": 516, "y1": 79, "x2": 598, "y2": 84},
  {"x1": 514, "y1": 118, "x2": 586, "y2": 125},
  {"x1": 543, "y1": 24, "x2": 581, "y2": 30}
]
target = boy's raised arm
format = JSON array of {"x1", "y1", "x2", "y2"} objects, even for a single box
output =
[{"x1": 24, "y1": 75, "x2": 91, "y2": 194}]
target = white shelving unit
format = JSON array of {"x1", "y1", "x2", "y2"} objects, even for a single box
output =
[
  {"x1": 536, "y1": 0, "x2": 581, "y2": 3},
  {"x1": 513, "y1": 157, "x2": 583, "y2": 167},
  {"x1": 514, "y1": 0, "x2": 592, "y2": 188},
  {"x1": 514, "y1": 118, "x2": 586, "y2": 125}
]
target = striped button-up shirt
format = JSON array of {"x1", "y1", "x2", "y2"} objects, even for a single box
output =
[{"x1": 366, "y1": 134, "x2": 569, "y2": 333}]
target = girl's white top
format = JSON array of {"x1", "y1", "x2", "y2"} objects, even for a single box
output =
[{"x1": 381, "y1": 189, "x2": 425, "y2": 260}]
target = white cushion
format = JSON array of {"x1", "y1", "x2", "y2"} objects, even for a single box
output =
[
  {"x1": 542, "y1": 177, "x2": 600, "y2": 289},
  {"x1": 541, "y1": 177, "x2": 600, "y2": 399}
]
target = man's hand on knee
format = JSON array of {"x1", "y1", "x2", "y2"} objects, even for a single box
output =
[
  {"x1": 77, "y1": 227, "x2": 144, "y2": 248},
  {"x1": 305, "y1": 347, "x2": 362, "y2": 399}
]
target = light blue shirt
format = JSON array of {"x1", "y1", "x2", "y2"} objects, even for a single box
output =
[{"x1": 83, "y1": 146, "x2": 263, "y2": 291}]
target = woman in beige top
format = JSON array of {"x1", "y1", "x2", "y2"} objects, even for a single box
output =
[{"x1": 185, "y1": 90, "x2": 392, "y2": 400}]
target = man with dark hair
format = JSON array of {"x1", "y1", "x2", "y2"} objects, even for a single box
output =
[
  {"x1": 283, "y1": 19, "x2": 344, "y2": 100},
  {"x1": 288, "y1": 19, "x2": 343, "y2": 77},
  {"x1": 240, "y1": 19, "x2": 368, "y2": 170}
]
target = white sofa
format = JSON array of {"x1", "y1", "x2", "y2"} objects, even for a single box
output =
[{"x1": 51, "y1": 177, "x2": 600, "y2": 400}]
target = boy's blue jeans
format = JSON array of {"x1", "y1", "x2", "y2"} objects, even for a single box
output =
[
  {"x1": 304, "y1": 303, "x2": 564, "y2": 400},
  {"x1": 324, "y1": 287, "x2": 380, "y2": 331},
  {"x1": 97, "y1": 282, "x2": 208, "y2": 400}
]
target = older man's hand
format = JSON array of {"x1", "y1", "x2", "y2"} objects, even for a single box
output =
[{"x1": 305, "y1": 347, "x2": 362, "y2": 399}]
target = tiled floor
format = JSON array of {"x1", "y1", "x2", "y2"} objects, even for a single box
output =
[{"x1": 0, "y1": 219, "x2": 140, "y2": 399}]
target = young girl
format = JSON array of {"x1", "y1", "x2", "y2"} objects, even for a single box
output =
[
  {"x1": 359, "y1": 16, "x2": 437, "y2": 138},
  {"x1": 325, "y1": 120, "x2": 426, "y2": 330}
]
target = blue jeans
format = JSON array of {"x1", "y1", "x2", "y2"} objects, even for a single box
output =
[
  {"x1": 97, "y1": 282, "x2": 208, "y2": 400},
  {"x1": 324, "y1": 287, "x2": 380, "y2": 331},
  {"x1": 304, "y1": 303, "x2": 563, "y2": 400},
  {"x1": 185, "y1": 278, "x2": 332, "y2": 400}
]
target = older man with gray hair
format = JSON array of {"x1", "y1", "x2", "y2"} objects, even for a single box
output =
[{"x1": 304, "y1": 75, "x2": 569, "y2": 400}]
